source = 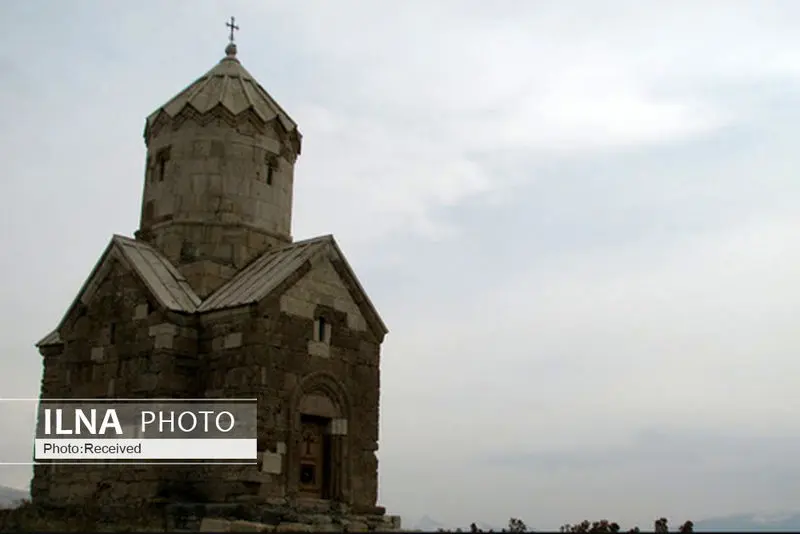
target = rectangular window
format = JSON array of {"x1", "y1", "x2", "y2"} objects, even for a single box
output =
[{"x1": 109, "y1": 323, "x2": 116, "y2": 344}]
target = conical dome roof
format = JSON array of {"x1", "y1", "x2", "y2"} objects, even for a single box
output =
[{"x1": 144, "y1": 43, "x2": 299, "y2": 141}]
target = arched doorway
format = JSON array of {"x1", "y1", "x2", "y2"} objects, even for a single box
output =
[{"x1": 289, "y1": 373, "x2": 350, "y2": 502}]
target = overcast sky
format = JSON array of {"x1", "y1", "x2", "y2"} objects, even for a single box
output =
[{"x1": 1, "y1": 0, "x2": 800, "y2": 530}]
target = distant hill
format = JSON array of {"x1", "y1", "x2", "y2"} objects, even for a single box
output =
[
  {"x1": 409, "y1": 515, "x2": 505, "y2": 531},
  {"x1": 0, "y1": 485, "x2": 28, "y2": 509},
  {"x1": 694, "y1": 511, "x2": 800, "y2": 532},
  {"x1": 412, "y1": 515, "x2": 450, "y2": 531}
]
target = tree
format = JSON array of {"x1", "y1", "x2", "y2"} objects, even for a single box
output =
[
  {"x1": 507, "y1": 517, "x2": 527, "y2": 532},
  {"x1": 442, "y1": 516, "x2": 693, "y2": 533}
]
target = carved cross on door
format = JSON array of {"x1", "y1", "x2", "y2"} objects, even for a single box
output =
[{"x1": 301, "y1": 430, "x2": 318, "y2": 455}]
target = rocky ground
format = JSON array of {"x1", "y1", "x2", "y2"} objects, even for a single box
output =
[{"x1": 0, "y1": 500, "x2": 402, "y2": 532}]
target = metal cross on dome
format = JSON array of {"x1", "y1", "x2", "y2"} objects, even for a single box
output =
[{"x1": 226, "y1": 16, "x2": 239, "y2": 43}]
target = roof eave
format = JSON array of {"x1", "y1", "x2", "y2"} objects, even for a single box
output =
[
  {"x1": 327, "y1": 237, "x2": 389, "y2": 336},
  {"x1": 35, "y1": 329, "x2": 63, "y2": 348}
]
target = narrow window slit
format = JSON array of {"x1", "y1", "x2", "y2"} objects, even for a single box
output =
[
  {"x1": 156, "y1": 146, "x2": 171, "y2": 182},
  {"x1": 317, "y1": 318, "x2": 326, "y2": 342},
  {"x1": 265, "y1": 156, "x2": 277, "y2": 185}
]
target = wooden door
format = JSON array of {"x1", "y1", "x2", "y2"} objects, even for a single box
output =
[{"x1": 298, "y1": 417, "x2": 327, "y2": 498}]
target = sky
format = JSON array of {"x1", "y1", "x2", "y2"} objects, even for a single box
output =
[{"x1": 1, "y1": 0, "x2": 799, "y2": 529}]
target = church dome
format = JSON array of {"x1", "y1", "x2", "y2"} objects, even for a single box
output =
[{"x1": 144, "y1": 43, "x2": 299, "y2": 142}]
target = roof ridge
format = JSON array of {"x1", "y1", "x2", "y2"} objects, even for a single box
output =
[
  {"x1": 195, "y1": 234, "x2": 387, "y2": 335},
  {"x1": 198, "y1": 237, "x2": 332, "y2": 312}
]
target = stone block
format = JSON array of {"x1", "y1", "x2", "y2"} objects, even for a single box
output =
[
  {"x1": 330, "y1": 419, "x2": 348, "y2": 436},
  {"x1": 154, "y1": 333, "x2": 174, "y2": 349},
  {"x1": 90, "y1": 347, "x2": 104, "y2": 362},
  {"x1": 230, "y1": 519, "x2": 273, "y2": 532},
  {"x1": 138, "y1": 373, "x2": 159, "y2": 391},
  {"x1": 279, "y1": 295, "x2": 314, "y2": 318},
  {"x1": 346, "y1": 312, "x2": 367, "y2": 332},
  {"x1": 192, "y1": 140, "x2": 210, "y2": 157},
  {"x1": 261, "y1": 451, "x2": 282, "y2": 474},
  {"x1": 225, "y1": 332, "x2": 243, "y2": 349},
  {"x1": 342, "y1": 520, "x2": 368, "y2": 532},
  {"x1": 149, "y1": 323, "x2": 178, "y2": 337},
  {"x1": 276, "y1": 441, "x2": 286, "y2": 455},
  {"x1": 134, "y1": 304, "x2": 149, "y2": 320},
  {"x1": 388, "y1": 515, "x2": 402, "y2": 529},
  {"x1": 201, "y1": 517, "x2": 232, "y2": 532},
  {"x1": 262, "y1": 138, "x2": 281, "y2": 155},
  {"x1": 275, "y1": 524, "x2": 313, "y2": 533},
  {"x1": 306, "y1": 514, "x2": 333, "y2": 526},
  {"x1": 181, "y1": 327, "x2": 199, "y2": 339},
  {"x1": 245, "y1": 471, "x2": 271, "y2": 484},
  {"x1": 307, "y1": 340, "x2": 330, "y2": 359}
]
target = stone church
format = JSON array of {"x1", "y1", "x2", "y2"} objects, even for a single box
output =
[{"x1": 31, "y1": 33, "x2": 395, "y2": 528}]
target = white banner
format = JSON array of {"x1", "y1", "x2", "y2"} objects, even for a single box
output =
[{"x1": 34, "y1": 438, "x2": 257, "y2": 460}]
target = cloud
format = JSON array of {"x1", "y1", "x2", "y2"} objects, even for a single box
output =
[
  {"x1": 2, "y1": 0, "x2": 800, "y2": 530},
  {"x1": 377, "y1": 212, "x2": 800, "y2": 526},
  {"x1": 262, "y1": 1, "x2": 800, "y2": 242}
]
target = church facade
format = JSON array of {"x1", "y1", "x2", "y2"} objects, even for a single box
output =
[{"x1": 32, "y1": 37, "x2": 389, "y2": 518}]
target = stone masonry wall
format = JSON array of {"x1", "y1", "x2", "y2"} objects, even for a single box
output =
[
  {"x1": 263, "y1": 253, "x2": 381, "y2": 510},
  {"x1": 32, "y1": 258, "x2": 200, "y2": 507},
  {"x1": 138, "y1": 118, "x2": 297, "y2": 297},
  {"x1": 32, "y1": 250, "x2": 383, "y2": 514},
  {"x1": 141, "y1": 119, "x2": 296, "y2": 241},
  {"x1": 184, "y1": 307, "x2": 266, "y2": 504},
  {"x1": 188, "y1": 253, "x2": 382, "y2": 510}
]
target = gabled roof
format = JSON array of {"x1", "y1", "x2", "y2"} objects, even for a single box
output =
[
  {"x1": 37, "y1": 233, "x2": 387, "y2": 348},
  {"x1": 200, "y1": 235, "x2": 388, "y2": 335},
  {"x1": 113, "y1": 235, "x2": 201, "y2": 312},
  {"x1": 46, "y1": 235, "x2": 201, "y2": 342},
  {"x1": 145, "y1": 44, "x2": 298, "y2": 138}
]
